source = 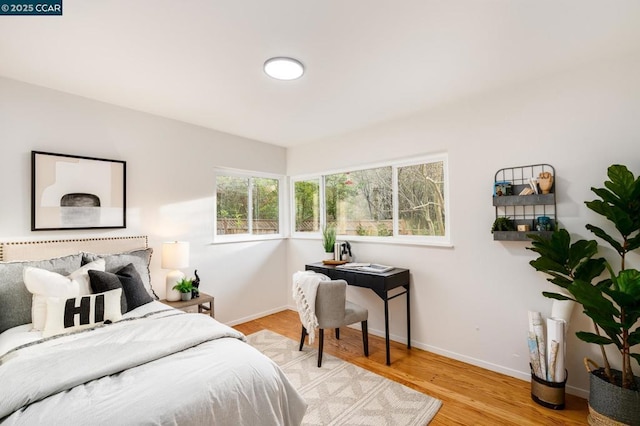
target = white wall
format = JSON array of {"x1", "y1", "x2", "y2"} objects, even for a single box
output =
[
  {"x1": 287, "y1": 54, "x2": 640, "y2": 396},
  {"x1": 0, "y1": 77, "x2": 289, "y2": 325}
]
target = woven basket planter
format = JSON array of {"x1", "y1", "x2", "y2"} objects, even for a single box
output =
[
  {"x1": 586, "y1": 360, "x2": 640, "y2": 426},
  {"x1": 530, "y1": 365, "x2": 567, "y2": 410}
]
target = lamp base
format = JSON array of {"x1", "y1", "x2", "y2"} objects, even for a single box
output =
[{"x1": 165, "y1": 270, "x2": 185, "y2": 302}]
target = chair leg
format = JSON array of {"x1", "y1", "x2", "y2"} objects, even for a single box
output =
[
  {"x1": 361, "y1": 321, "x2": 369, "y2": 357},
  {"x1": 335, "y1": 328, "x2": 340, "y2": 339},
  {"x1": 318, "y1": 329, "x2": 324, "y2": 367},
  {"x1": 299, "y1": 326, "x2": 307, "y2": 351}
]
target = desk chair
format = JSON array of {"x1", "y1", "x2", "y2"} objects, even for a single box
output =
[{"x1": 299, "y1": 279, "x2": 369, "y2": 367}]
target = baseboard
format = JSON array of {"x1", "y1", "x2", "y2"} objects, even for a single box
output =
[
  {"x1": 284, "y1": 305, "x2": 589, "y2": 398},
  {"x1": 226, "y1": 306, "x2": 290, "y2": 327}
]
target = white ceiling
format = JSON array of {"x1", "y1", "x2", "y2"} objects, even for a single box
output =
[{"x1": 1, "y1": 1, "x2": 639, "y2": 147}]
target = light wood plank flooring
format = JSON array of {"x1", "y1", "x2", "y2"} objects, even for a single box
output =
[{"x1": 233, "y1": 309, "x2": 588, "y2": 425}]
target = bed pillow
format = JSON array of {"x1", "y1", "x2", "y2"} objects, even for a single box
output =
[
  {"x1": 42, "y1": 288, "x2": 123, "y2": 338},
  {"x1": 0, "y1": 253, "x2": 83, "y2": 334},
  {"x1": 23, "y1": 259, "x2": 106, "y2": 331},
  {"x1": 82, "y1": 248, "x2": 155, "y2": 299},
  {"x1": 89, "y1": 263, "x2": 153, "y2": 313}
]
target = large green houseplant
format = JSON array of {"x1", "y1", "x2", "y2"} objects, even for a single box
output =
[{"x1": 527, "y1": 164, "x2": 640, "y2": 424}]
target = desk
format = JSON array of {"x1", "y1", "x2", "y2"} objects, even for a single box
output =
[{"x1": 305, "y1": 262, "x2": 410, "y2": 365}]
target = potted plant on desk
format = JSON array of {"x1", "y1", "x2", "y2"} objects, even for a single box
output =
[
  {"x1": 173, "y1": 278, "x2": 194, "y2": 301},
  {"x1": 527, "y1": 165, "x2": 640, "y2": 425},
  {"x1": 322, "y1": 225, "x2": 336, "y2": 260}
]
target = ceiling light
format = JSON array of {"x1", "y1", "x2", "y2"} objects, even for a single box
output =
[{"x1": 264, "y1": 57, "x2": 304, "y2": 80}]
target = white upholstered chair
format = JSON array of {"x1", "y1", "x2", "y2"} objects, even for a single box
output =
[{"x1": 298, "y1": 279, "x2": 369, "y2": 367}]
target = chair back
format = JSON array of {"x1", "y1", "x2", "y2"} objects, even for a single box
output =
[{"x1": 315, "y1": 280, "x2": 347, "y2": 329}]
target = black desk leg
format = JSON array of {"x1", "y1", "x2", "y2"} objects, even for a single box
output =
[
  {"x1": 384, "y1": 295, "x2": 391, "y2": 366},
  {"x1": 406, "y1": 284, "x2": 411, "y2": 349}
]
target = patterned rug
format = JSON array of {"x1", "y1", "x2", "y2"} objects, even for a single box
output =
[{"x1": 246, "y1": 329, "x2": 442, "y2": 425}]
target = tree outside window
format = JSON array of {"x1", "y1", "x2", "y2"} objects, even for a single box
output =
[
  {"x1": 397, "y1": 161, "x2": 445, "y2": 236},
  {"x1": 216, "y1": 173, "x2": 281, "y2": 237},
  {"x1": 294, "y1": 179, "x2": 320, "y2": 232},
  {"x1": 325, "y1": 167, "x2": 393, "y2": 236}
]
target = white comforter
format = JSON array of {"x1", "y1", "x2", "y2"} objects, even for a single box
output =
[{"x1": 0, "y1": 307, "x2": 307, "y2": 425}]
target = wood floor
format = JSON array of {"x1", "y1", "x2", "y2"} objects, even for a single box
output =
[{"x1": 234, "y1": 309, "x2": 589, "y2": 425}]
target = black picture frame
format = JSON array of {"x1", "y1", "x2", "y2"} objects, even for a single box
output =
[{"x1": 31, "y1": 151, "x2": 126, "y2": 231}]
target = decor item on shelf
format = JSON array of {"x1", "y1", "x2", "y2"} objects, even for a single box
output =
[
  {"x1": 173, "y1": 277, "x2": 194, "y2": 301},
  {"x1": 491, "y1": 217, "x2": 515, "y2": 233},
  {"x1": 322, "y1": 225, "x2": 336, "y2": 259},
  {"x1": 494, "y1": 181, "x2": 512, "y2": 196},
  {"x1": 162, "y1": 241, "x2": 190, "y2": 302},
  {"x1": 527, "y1": 164, "x2": 640, "y2": 425},
  {"x1": 192, "y1": 269, "x2": 200, "y2": 298},
  {"x1": 538, "y1": 171, "x2": 554, "y2": 194},
  {"x1": 517, "y1": 224, "x2": 531, "y2": 232},
  {"x1": 536, "y1": 216, "x2": 552, "y2": 231}
]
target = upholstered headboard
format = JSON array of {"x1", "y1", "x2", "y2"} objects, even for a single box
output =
[{"x1": 0, "y1": 236, "x2": 148, "y2": 262}]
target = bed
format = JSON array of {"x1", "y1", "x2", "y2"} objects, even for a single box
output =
[{"x1": 0, "y1": 236, "x2": 306, "y2": 425}]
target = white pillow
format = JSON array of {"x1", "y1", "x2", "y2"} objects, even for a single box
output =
[
  {"x1": 43, "y1": 288, "x2": 122, "y2": 338},
  {"x1": 23, "y1": 259, "x2": 106, "y2": 331}
]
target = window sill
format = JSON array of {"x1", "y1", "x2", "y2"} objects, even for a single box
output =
[
  {"x1": 290, "y1": 235, "x2": 453, "y2": 248},
  {"x1": 211, "y1": 234, "x2": 286, "y2": 244}
]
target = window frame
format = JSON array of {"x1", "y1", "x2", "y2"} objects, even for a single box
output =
[
  {"x1": 213, "y1": 167, "x2": 287, "y2": 243},
  {"x1": 289, "y1": 153, "x2": 451, "y2": 247},
  {"x1": 290, "y1": 175, "x2": 322, "y2": 237}
]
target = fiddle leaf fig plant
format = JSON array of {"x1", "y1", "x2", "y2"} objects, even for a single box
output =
[{"x1": 527, "y1": 164, "x2": 640, "y2": 390}]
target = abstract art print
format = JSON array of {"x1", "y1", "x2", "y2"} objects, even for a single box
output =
[{"x1": 31, "y1": 151, "x2": 126, "y2": 230}]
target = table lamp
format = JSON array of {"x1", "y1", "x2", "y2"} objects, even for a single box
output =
[{"x1": 162, "y1": 241, "x2": 189, "y2": 302}]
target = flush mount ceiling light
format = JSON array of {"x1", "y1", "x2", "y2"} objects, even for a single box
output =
[{"x1": 263, "y1": 57, "x2": 304, "y2": 80}]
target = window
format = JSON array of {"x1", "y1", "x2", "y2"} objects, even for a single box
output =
[
  {"x1": 292, "y1": 154, "x2": 449, "y2": 245},
  {"x1": 397, "y1": 161, "x2": 446, "y2": 237},
  {"x1": 215, "y1": 169, "x2": 283, "y2": 241},
  {"x1": 325, "y1": 167, "x2": 393, "y2": 236},
  {"x1": 293, "y1": 178, "x2": 320, "y2": 232}
]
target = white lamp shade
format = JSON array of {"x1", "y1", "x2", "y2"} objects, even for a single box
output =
[{"x1": 161, "y1": 241, "x2": 189, "y2": 269}]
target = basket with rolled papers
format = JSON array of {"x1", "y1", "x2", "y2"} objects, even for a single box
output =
[{"x1": 527, "y1": 309, "x2": 570, "y2": 410}]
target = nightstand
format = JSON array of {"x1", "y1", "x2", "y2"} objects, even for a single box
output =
[{"x1": 160, "y1": 292, "x2": 215, "y2": 318}]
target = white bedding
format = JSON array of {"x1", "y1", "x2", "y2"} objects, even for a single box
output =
[
  {"x1": 0, "y1": 300, "x2": 170, "y2": 357},
  {"x1": 0, "y1": 303, "x2": 307, "y2": 425}
]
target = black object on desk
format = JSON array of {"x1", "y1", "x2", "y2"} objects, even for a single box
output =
[{"x1": 305, "y1": 262, "x2": 410, "y2": 365}]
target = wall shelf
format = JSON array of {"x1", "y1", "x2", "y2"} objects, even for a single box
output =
[
  {"x1": 492, "y1": 194, "x2": 555, "y2": 207},
  {"x1": 492, "y1": 164, "x2": 556, "y2": 241},
  {"x1": 492, "y1": 230, "x2": 554, "y2": 241}
]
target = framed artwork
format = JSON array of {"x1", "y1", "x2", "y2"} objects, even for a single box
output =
[{"x1": 31, "y1": 151, "x2": 126, "y2": 231}]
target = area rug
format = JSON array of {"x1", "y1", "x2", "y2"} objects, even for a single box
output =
[{"x1": 246, "y1": 329, "x2": 442, "y2": 425}]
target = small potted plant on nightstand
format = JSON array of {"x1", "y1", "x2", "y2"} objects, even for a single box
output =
[{"x1": 173, "y1": 278, "x2": 194, "y2": 301}]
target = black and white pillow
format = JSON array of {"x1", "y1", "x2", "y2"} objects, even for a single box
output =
[
  {"x1": 43, "y1": 288, "x2": 122, "y2": 338},
  {"x1": 23, "y1": 258, "x2": 106, "y2": 331},
  {"x1": 89, "y1": 263, "x2": 154, "y2": 313}
]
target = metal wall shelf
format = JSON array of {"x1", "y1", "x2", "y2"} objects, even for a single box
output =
[{"x1": 493, "y1": 164, "x2": 556, "y2": 241}]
